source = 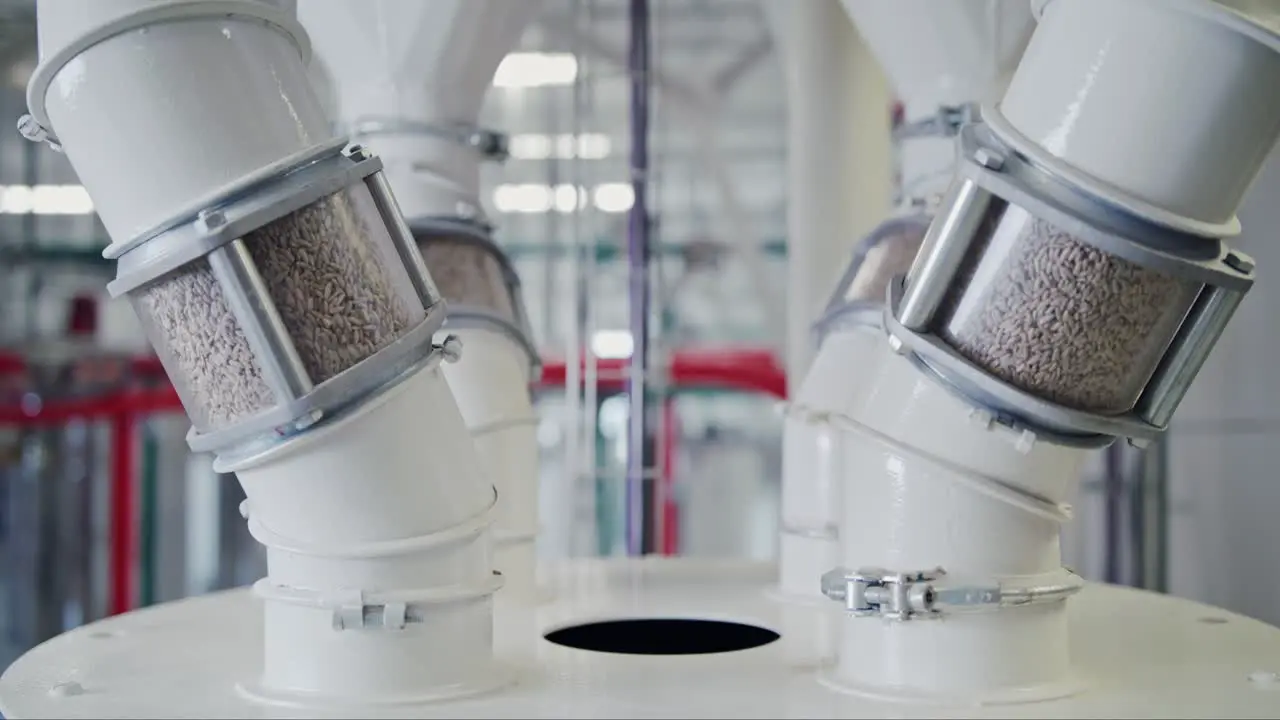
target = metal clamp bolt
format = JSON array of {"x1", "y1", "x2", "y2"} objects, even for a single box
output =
[
  {"x1": 821, "y1": 566, "x2": 945, "y2": 621},
  {"x1": 440, "y1": 335, "x2": 464, "y2": 364}
]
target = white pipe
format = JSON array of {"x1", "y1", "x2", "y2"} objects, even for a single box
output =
[
  {"x1": 298, "y1": 0, "x2": 546, "y2": 600},
  {"x1": 841, "y1": 0, "x2": 1034, "y2": 203},
  {"x1": 991, "y1": 0, "x2": 1280, "y2": 238},
  {"x1": 218, "y1": 361, "x2": 504, "y2": 704},
  {"x1": 298, "y1": 0, "x2": 541, "y2": 222},
  {"x1": 442, "y1": 328, "x2": 543, "y2": 598},
  {"x1": 760, "y1": 0, "x2": 892, "y2": 666},
  {"x1": 767, "y1": 0, "x2": 893, "y2": 389},
  {"x1": 29, "y1": 0, "x2": 506, "y2": 703},
  {"x1": 829, "y1": 342, "x2": 1086, "y2": 702},
  {"x1": 771, "y1": 0, "x2": 1031, "y2": 617},
  {"x1": 27, "y1": 0, "x2": 333, "y2": 243},
  {"x1": 823, "y1": 0, "x2": 1280, "y2": 703}
]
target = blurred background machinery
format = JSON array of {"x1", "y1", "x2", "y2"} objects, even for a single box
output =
[{"x1": 0, "y1": 0, "x2": 1273, "y2": 672}]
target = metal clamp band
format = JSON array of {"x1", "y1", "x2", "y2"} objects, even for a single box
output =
[
  {"x1": 820, "y1": 566, "x2": 1083, "y2": 621},
  {"x1": 893, "y1": 103, "x2": 979, "y2": 142},
  {"x1": 350, "y1": 116, "x2": 510, "y2": 162}
]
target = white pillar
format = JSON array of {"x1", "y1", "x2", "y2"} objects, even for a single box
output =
[{"x1": 775, "y1": 0, "x2": 893, "y2": 387}]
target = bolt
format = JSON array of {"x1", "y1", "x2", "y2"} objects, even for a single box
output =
[
  {"x1": 346, "y1": 144, "x2": 370, "y2": 162},
  {"x1": 820, "y1": 568, "x2": 848, "y2": 601},
  {"x1": 196, "y1": 209, "x2": 226, "y2": 232},
  {"x1": 1224, "y1": 252, "x2": 1255, "y2": 275},
  {"x1": 48, "y1": 681, "x2": 84, "y2": 698},
  {"x1": 16, "y1": 114, "x2": 43, "y2": 142},
  {"x1": 440, "y1": 335, "x2": 464, "y2": 363},
  {"x1": 973, "y1": 147, "x2": 1006, "y2": 171}
]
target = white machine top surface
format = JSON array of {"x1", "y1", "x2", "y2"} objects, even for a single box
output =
[{"x1": 2, "y1": 558, "x2": 1280, "y2": 718}]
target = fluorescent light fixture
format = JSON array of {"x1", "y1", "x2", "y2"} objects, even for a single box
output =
[
  {"x1": 593, "y1": 183, "x2": 635, "y2": 213},
  {"x1": 590, "y1": 329, "x2": 634, "y2": 359},
  {"x1": 493, "y1": 52, "x2": 579, "y2": 89},
  {"x1": 508, "y1": 133, "x2": 612, "y2": 160},
  {"x1": 0, "y1": 185, "x2": 94, "y2": 215},
  {"x1": 492, "y1": 183, "x2": 633, "y2": 214}
]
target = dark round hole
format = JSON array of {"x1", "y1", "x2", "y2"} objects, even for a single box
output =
[{"x1": 543, "y1": 618, "x2": 780, "y2": 656}]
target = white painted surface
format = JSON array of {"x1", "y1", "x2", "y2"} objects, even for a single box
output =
[
  {"x1": 993, "y1": 0, "x2": 1280, "y2": 236},
  {"x1": 213, "y1": 363, "x2": 502, "y2": 703},
  {"x1": 778, "y1": 326, "x2": 883, "y2": 602},
  {"x1": 31, "y1": 0, "x2": 335, "y2": 242},
  {"x1": 4, "y1": 558, "x2": 1280, "y2": 718},
  {"x1": 832, "y1": 342, "x2": 1086, "y2": 701},
  {"x1": 440, "y1": 328, "x2": 541, "y2": 598},
  {"x1": 762, "y1": 0, "x2": 892, "y2": 387},
  {"x1": 840, "y1": 0, "x2": 1034, "y2": 201},
  {"x1": 298, "y1": 0, "x2": 542, "y2": 221}
]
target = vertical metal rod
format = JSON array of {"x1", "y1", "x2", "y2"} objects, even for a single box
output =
[
  {"x1": 207, "y1": 241, "x2": 314, "y2": 400},
  {"x1": 625, "y1": 0, "x2": 652, "y2": 557},
  {"x1": 363, "y1": 172, "x2": 442, "y2": 310}
]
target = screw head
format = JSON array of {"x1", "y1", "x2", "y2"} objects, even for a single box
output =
[
  {"x1": 887, "y1": 334, "x2": 906, "y2": 355},
  {"x1": 346, "y1": 144, "x2": 370, "y2": 161},
  {"x1": 196, "y1": 209, "x2": 226, "y2": 232},
  {"x1": 440, "y1": 335, "x2": 464, "y2": 363}
]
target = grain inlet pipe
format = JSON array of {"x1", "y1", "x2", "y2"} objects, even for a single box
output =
[
  {"x1": 297, "y1": 0, "x2": 548, "y2": 600},
  {"x1": 819, "y1": 0, "x2": 1280, "y2": 703},
  {"x1": 21, "y1": 0, "x2": 507, "y2": 705}
]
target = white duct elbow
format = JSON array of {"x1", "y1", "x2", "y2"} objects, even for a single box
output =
[
  {"x1": 297, "y1": 0, "x2": 547, "y2": 599},
  {"x1": 25, "y1": 0, "x2": 507, "y2": 704},
  {"x1": 821, "y1": 0, "x2": 1280, "y2": 703}
]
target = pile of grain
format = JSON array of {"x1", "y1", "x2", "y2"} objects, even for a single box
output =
[
  {"x1": 133, "y1": 261, "x2": 275, "y2": 430},
  {"x1": 133, "y1": 189, "x2": 421, "y2": 431},
  {"x1": 936, "y1": 211, "x2": 1199, "y2": 414},
  {"x1": 246, "y1": 190, "x2": 420, "y2": 384},
  {"x1": 417, "y1": 236, "x2": 518, "y2": 325}
]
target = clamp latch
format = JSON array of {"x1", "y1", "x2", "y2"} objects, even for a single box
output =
[
  {"x1": 329, "y1": 590, "x2": 414, "y2": 631},
  {"x1": 821, "y1": 566, "x2": 946, "y2": 620},
  {"x1": 821, "y1": 565, "x2": 1083, "y2": 622}
]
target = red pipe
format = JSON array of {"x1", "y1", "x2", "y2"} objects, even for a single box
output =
[
  {"x1": 538, "y1": 347, "x2": 787, "y2": 400},
  {"x1": 0, "y1": 387, "x2": 182, "y2": 425},
  {"x1": 660, "y1": 396, "x2": 679, "y2": 555},
  {"x1": 108, "y1": 409, "x2": 136, "y2": 616}
]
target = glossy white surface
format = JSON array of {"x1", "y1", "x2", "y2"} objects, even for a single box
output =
[
  {"x1": 297, "y1": 0, "x2": 542, "y2": 220},
  {"x1": 761, "y1": 0, "x2": 893, "y2": 385},
  {"x1": 994, "y1": 0, "x2": 1280, "y2": 236},
  {"x1": 214, "y1": 363, "x2": 501, "y2": 703},
  {"x1": 441, "y1": 328, "x2": 541, "y2": 598},
  {"x1": 840, "y1": 0, "x2": 1033, "y2": 201},
  {"x1": 32, "y1": 0, "x2": 334, "y2": 242},
  {"x1": 4, "y1": 558, "x2": 1280, "y2": 718},
  {"x1": 832, "y1": 342, "x2": 1086, "y2": 700},
  {"x1": 778, "y1": 326, "x2": 882, "y2": 601}
]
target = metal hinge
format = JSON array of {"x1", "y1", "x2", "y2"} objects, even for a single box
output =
[
  {"x1": 329, "y1": 590, "x2": 418, "y2": 631},
  {"x1": 821, "y1": 566, "x2": 1082, "y2": 622}
]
